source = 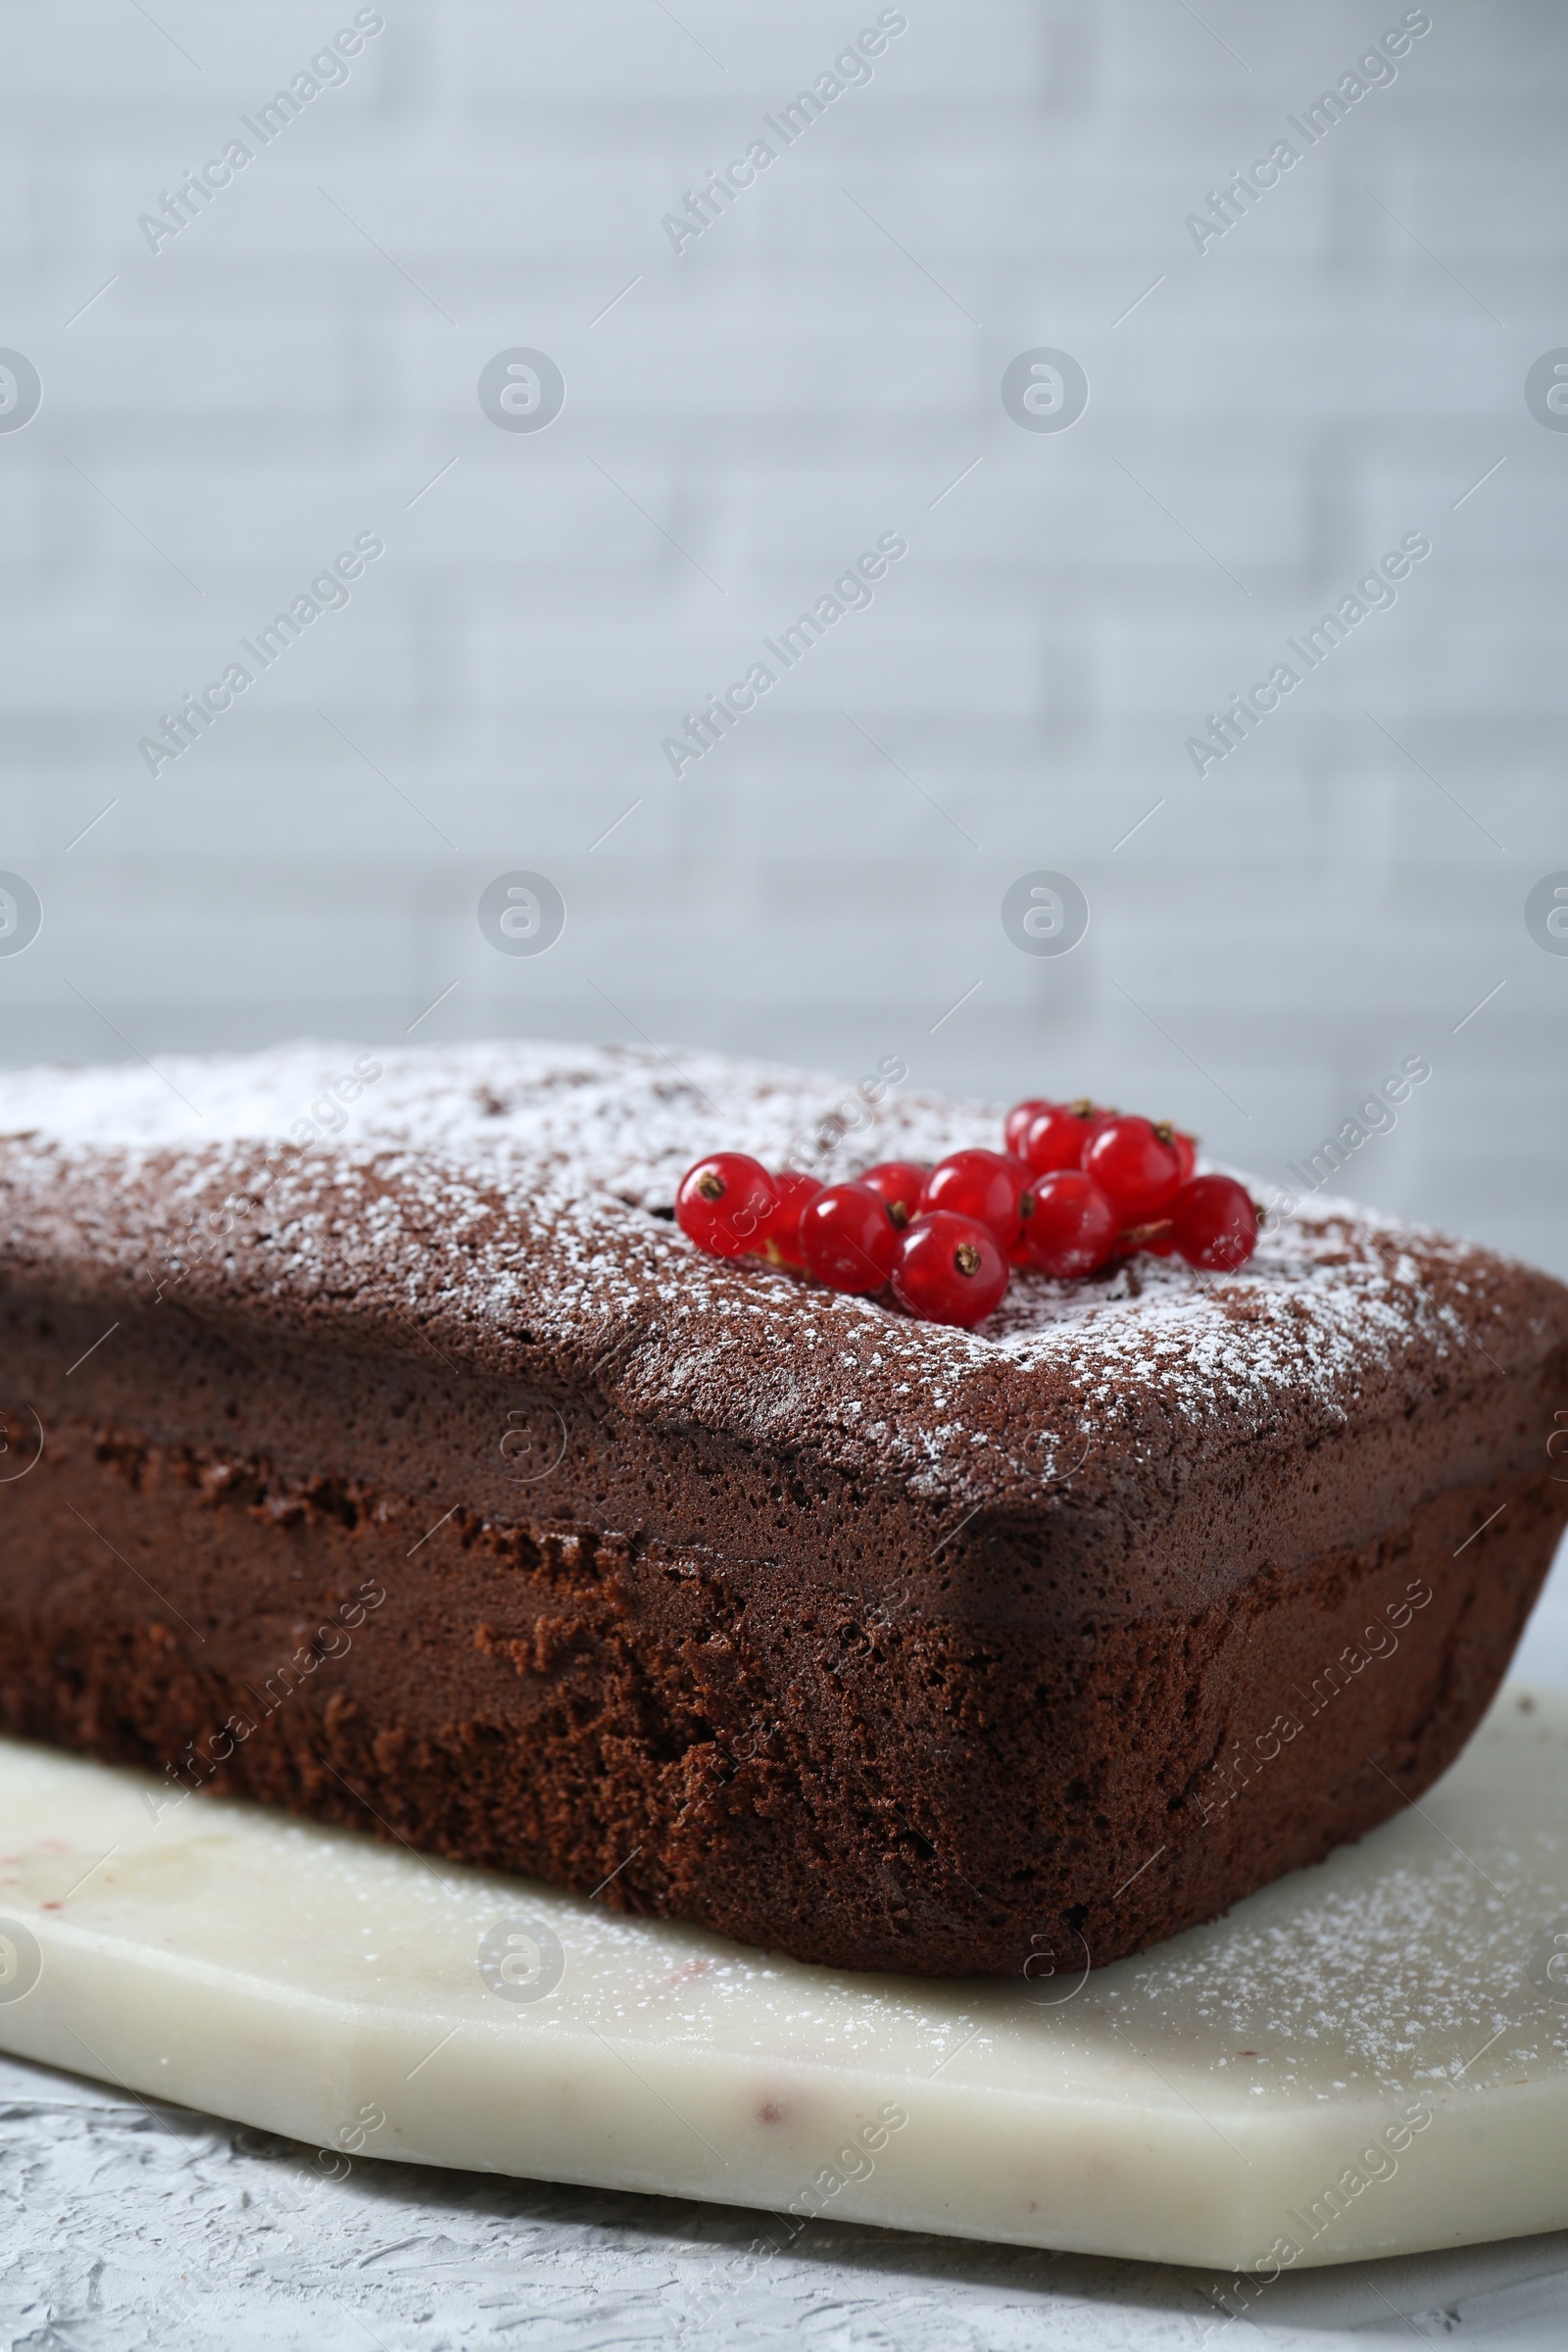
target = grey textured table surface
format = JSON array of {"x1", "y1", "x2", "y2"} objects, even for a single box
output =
[{"x1": 6, "y1": 1551, "x2": 1568, "y2": 2352}]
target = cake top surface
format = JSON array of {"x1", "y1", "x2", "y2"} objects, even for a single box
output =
[{"x1": 0, "y1": 1039, "x2": 1557, "y2": 1507}]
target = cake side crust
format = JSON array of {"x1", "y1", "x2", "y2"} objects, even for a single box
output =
[{"x1": 0, "y1": 1405, "x2": 1559, "y2": 1976}]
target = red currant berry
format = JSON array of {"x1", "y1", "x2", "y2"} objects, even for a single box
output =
[
  {"x1": 1020, "y1": 1103, "x2": 1092, "y2": 1175},
  {"x1": 858, "y1": 1159, "x2": 928, "y2": 1231},
  {"x1": 891, "y1": 1211, "x2": 1009, "y2": 1327},
  {"x1": 764, "y1": 1170, "x2": 823, "y2": 1266},
  {"x1": 1023, "y1": 1171, "x2": 1119, "y2": 1279},
  {"x1": 1169, "y1": 1176, "x2": 1258, "y2": 1272},
  {"x1": 1083, "y1": 1116, "x2": 1183, "y2": 1222},
  {"x1": 922, "y1": 1149, "x2": 1031, "y2": 1251},
  {"x1": 1004, "y1": 1098, "x2": 1056, "y2": 1157},
  {"x1": 1171, "y1": 1130, "x2": 1198, "y2": 1185},
  {"x1": 799, "y1": 1182, "x2": 900, "y2": 1294},
  {"x1": 675, "y1": 1154, "x2": 779, "y2": 1258}
]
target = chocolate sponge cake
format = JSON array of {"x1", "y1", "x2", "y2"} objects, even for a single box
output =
[{"x1": 1, "y1": 1041, "x2": 1564, "y2": 1978}]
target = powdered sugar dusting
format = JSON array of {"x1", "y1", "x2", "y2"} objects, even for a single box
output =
[{"x1": 0, "y1": 1041, "x2": 1552, "y2": 1505}]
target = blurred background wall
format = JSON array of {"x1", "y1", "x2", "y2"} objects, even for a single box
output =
[{"x1": 2, "y1": 0, "x2": 1565, "y2": 1271}]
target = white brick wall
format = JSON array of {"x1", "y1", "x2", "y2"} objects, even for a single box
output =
[{"x1": 3, "y1": 0, "x2": 1567, "y2": 1274}]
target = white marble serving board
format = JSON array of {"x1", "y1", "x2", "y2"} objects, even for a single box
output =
[{"x1": 1, "y1": 1687, "x2": 1565, "y2": 2278}]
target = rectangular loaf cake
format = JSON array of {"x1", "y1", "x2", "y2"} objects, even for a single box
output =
[{"x1": 1, "y1": 1041, "x2": 1564, "y2": 1978}]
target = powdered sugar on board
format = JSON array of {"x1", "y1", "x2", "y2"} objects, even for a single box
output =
[{"x1": 0, "y1": 1040, "x2": 1548, "y2": 1503}]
